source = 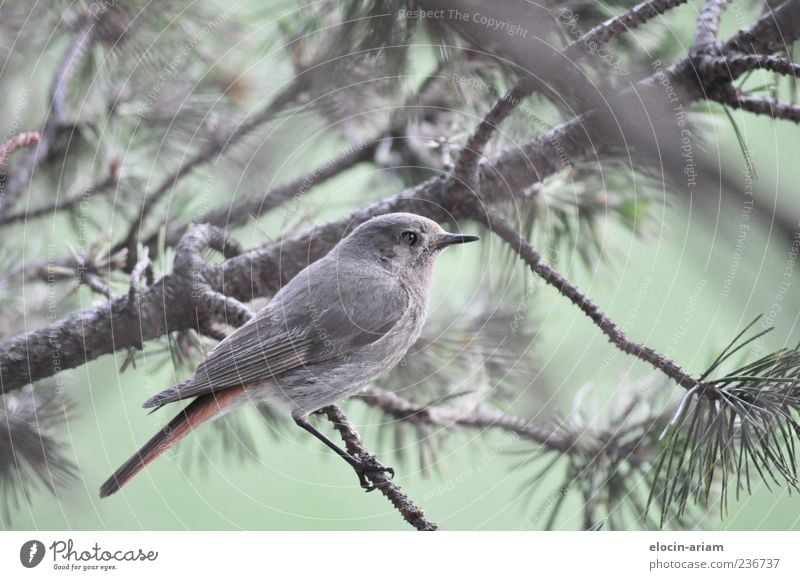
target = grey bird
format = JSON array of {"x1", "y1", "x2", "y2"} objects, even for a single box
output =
[{"x1": 100, "y1": 213, "x2": 479, "y2": 497}]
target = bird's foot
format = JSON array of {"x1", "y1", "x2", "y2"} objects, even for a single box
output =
[{"x1": 352, "y1": 455, "x2": 395, "y2": 492}]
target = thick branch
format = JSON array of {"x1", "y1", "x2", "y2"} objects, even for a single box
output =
[
  {"x1": 723, "y1": 0, "x2": 800, "y2": 55},
  {"x1": 2, "y1": 2, "x2": 799, "y2": 391},
  {"x1": 321, "y1": 405, "x2": 438, "y2": 531},
  {"x1": 694, "y1": 0, "x2": 730, "y2": 47}
]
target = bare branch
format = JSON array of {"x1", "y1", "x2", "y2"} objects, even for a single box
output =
[
  {"x1": 0, "y1": 169, "x2": 119, "y2": 226},
  {"x1": 321, "y1": 405, "x2": 438, "y2": 531},
  {"x1": 713, "y1": 53, "x2": 800, "y2": 79},
  {"x1": 723, "y1": 0, "x2": 800, "y2": 55},
  {"x1": 0, "y1": 17, "x2": 96, "y2": 215},
  {"x1": 159, "y1": 136, "x2": 379, "y2": 248},
  {"x1": 451, "y1": 85, "x2": 526, "y2": 193},
  {"x1": 479, "y1": 210, "x2": 704, "y2": 395},
  {"x1": 570, "y1": 0, "x2": 690, "y2": 48},
  {"x1": 173, "y1": 224, "x2": 252, "y2": 329},
  {"x1": 358, "y1": 387, "x2": 576, "y2": 454},
  {"x1": 2, "y1": 1, "x2": 799, "y2": 393},
  {"x1": 694, "y1": 0, "x2": 731, "y2": 47},
  {"x1": 452, "y1": 86, "x2": 524, "y2": 192},
  {"x1": 82, "y1": 273, "x2": 112, "y2": 298},
  {"x1": 118, "y1": 80, "x2": 306, "y2": 270},
  {"x1": 717, "y1": 88, "x2": 800, "y2": 124}
]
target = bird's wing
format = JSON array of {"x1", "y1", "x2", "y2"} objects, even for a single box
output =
[{"x1": 143, "y1": 259, "x2": 408, "y2": 409}]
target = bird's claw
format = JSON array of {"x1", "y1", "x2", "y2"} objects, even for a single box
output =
[{"x1": 353, "y1": 455, "x2": 395, "y2": 492}]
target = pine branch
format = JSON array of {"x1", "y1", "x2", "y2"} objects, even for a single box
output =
[
  {"x1": 358, "y1": 388, "x2": 673, "y2": 530},
  {"x1": 650, "y1": 321, "x2": 800, "y2": 523},
  {"x1": 718, "y1": 89, "x2": 800, "y2": 124},
  {"x1": 321, "y1": 405, "x2": 438, "y2": 531},
  {"x1": 0, "y1": 169, "x2": 118, "y2": 226},
  {"x1": 3, "y1": 1, "x2": 800, "y2": 393},
  {"x1": 140, "y1": 61, "x2": 448, "y2": 252},
  {"x1": 0, "y1": 17, "x2": 96, "y2": 215},
  {"x1": 0, "y1": 132, "x2": 40, "y2": 165},
  {"x1": 694, "y1": 0, "x2": 731, "y2": 48},
  {"x1": 479, "y1": 209, "x2": 702, "y2": 394},
  {"x1": 723, "y1": 0, "x2": 800, "y2": 56},
  {"x1": 715, "y1": 53, "x2": 800, "y2": 79},
  {"x1": 0, "y1": 387, "x2": 77, "y2": 521},
  {"x1": 572, "y1": 0, "x2": 690, "y2": 47},
  {"x1": 0, "y1": 135, "x2": 374, "y2": 284},
  {"x1": 158, "y1": 136, "x2": 380, "y2": 248},
  {"x1": 724, "y1": 54, "x2": 800, "y2": 78},
  {"x1": 358, "y1": 387, "x2": 576, "y2": 453},
  {"x1": 117, "y1": 79, "x2": 306, "y2": 270},
  {"x1": 451, "y1": 0, "x2": 691, "y2": 193}
]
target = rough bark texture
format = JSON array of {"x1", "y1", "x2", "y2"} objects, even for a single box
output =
[{"x1": 2, "y1": 0, "x2": 799, "y2": 392}]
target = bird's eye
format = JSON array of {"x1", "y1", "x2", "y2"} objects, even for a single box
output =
[{"x1": 399, "y1": 231, "x2": 419, "y2": 246}]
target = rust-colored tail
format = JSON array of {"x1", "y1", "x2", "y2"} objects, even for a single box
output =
[{"x1": 100, "y1": 389, "x2": 242, "y2": 498}]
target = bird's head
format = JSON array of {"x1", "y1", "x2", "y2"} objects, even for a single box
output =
[{"x1": 337, "y1": 213, "x2": 479, "y2": 277}]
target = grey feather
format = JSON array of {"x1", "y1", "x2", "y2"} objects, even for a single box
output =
[
  {"x1": 144, "y1": 258, "x2": 409, "y2": 408},
  {"x1": 105, "y1": 213, "x2": 478, "y2": 497},
  {"x1": 143, "y1": 214, "x2": 459, "y2": 414}
]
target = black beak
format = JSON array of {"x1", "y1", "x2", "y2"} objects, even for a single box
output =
[{"x1": 434, "y1": 233, "x2": 480, "y2": 249}]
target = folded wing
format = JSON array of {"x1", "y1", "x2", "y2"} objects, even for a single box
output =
[{"x1": 143, "y1": 259, "x2": 408, "y2": 409}]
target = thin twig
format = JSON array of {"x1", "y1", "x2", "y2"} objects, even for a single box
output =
[
  {"x1": 568, "y1": 0, "x2": 690, "y2": 49},
  {"x1": 127, "y1": 247, "x2": 153, "y2": 317},
  {"x1": 0, "y1": 170, "x2": 118, "y2": 226},
  {"x1": 712, "y1": 53, "x2": 800, "y2": 80},
  {"x1": 81, "y1": 273, "x2": 112, "y2": 298},
  {"x1": 358, "y1": 388, "x2": 576, "y2": 454},
  {"x1": 321, "y1": 405, "x2": 438, "y2": 531},
  {"x1": 119, "y1": 80, "x2": 305, "y2": 269},
  {"x1": 451, "y1": 84, "x2": 526, "y2": 192},
  {"x1": 452, "y1": 0, "x2": 691, "y2": 193},
  {"x1": 480, "y1": 210, "x2": 705, "y2": 395},
  {"x1": 0, "y1": 17, "x2": 96, "y2": 214},
  {"x1": 159, "y1": 135, "x2": 379, "y2": 247},
  {"x1": 717, "y1": 89, "x2": 800, "y2": 124}
]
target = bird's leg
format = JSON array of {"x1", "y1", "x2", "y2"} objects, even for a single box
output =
[{"x1": 293, "y1": 416, "x2": 394, "y2": 492}]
